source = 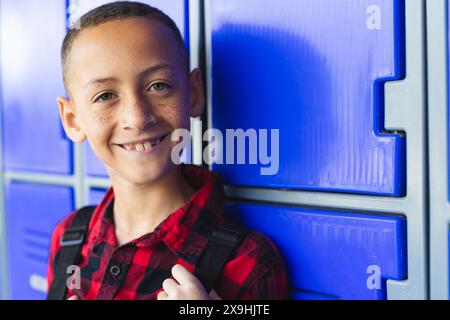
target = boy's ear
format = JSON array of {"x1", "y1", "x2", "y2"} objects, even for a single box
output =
[
  {"x1": 57, "y1": 96, "x2": 87, "y2": 143},
  {"x1": 189, "y1": 68, "x2": 205, "y2": 118}
]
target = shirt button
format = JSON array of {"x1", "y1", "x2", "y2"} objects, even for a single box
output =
[{"x1": 110, "y1": 265, "x2": 121, "y2": 277}]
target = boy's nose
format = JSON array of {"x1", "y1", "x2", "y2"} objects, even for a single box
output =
[{"x1": 120, "y1": 100, "x2": 157, "y2": 131}]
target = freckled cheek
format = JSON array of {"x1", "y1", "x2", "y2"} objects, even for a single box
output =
[
  {"x1": 157, "y1": 102, "x2": 190, "y2": 129},
  {"x1": 87, "y1": 115, "x2": 114, "y2": 145}
]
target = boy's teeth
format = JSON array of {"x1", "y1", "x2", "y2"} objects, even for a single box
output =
[{"x1": 122, "y1": 135, "x2": 166, "y2": 152}]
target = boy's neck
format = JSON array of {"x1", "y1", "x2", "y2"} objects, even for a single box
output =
[{"x1": 110, "y1": 166, "x2": 196, "y2": 246}]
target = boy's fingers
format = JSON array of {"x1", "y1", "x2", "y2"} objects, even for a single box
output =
[
  {"x1": 171, "y1": 264, "x2": 201, "y2": 287},
  {"x1": 157, "y1": 291, "x2": 169, "y2": 300},
  {"x1": 162, "y1": 278, "x2": 179, "y2": 294},
  {"x1": 68, "y1": 295, "x2": 80, "y2": 300}
]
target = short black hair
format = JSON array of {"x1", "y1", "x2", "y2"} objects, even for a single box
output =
[{"x1": 61, "y1": 1, "x2": 189, "y2": 94}]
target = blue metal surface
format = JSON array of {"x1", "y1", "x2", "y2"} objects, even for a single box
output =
[
  {"x1": 89, "y1": 188, "x2": 107, "y2": 206},
  {"x1": 0, "y1": 0, "x2": 72, "y2": 174},
  {"x1": 226, "y1": 202, "x2": 407, "y2": 300},
  {"x1": 209, "y1": 0, "x2": 406, "y2": 196},
  {"x1": 291, "y1": 290, "x2": 337, "y2": 300},
  {"x1": 5, "y1": 182, "x2": 74, "y2": 300},
  {"x1": 74, "y1": 0, "x2": 190, "y2": 177}
]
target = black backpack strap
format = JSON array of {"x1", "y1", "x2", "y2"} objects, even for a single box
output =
[
  {"x1": 194, "y1": 218, "x2": 247, "y2": 293},
  {"x1": 47, "y1": 205, "x2": 96, "y2": 300}
]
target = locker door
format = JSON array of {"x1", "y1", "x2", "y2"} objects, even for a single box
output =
[
  {"x1": 69, "y1": 0, "x2": 190, "y2": 177},
  {"x1": 227, "y1": 203, "x2": 407, "y2": 300},
  {"x1": 0, "y1": 0, "x2": 72, "y2": 174},
  {"x1": 5, "y1": 182, "x2": 74, "y2": 300},
  {"x1": 207, "y1": 0, "x2": 406, "y2": 196}
]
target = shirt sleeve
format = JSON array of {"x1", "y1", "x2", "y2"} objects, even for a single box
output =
[
  {"x1": 216, "y1": 230, "x2": 290, "y2": 300},
  {"x1": 239, "y1": 260, "x2": 290, "y2": 300}
]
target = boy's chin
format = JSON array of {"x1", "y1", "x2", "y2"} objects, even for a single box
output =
[{"x1": 120, "y1": 163, "x2": 176, "y2": 185}]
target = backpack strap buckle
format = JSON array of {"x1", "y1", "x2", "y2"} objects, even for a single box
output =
[
  {"x1": 60, "y1": 227, "x2": 87, "y2": 247},
  {"x1": 209, "y1": 225, "x2": 243, "y2": 247}
]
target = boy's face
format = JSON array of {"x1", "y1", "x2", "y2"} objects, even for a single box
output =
[{"x1": 58, "y1": 18, "x2": 204, "y2": 185}]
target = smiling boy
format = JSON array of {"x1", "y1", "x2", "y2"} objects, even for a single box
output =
[{"x1": 47, "y1": 1, "x2": 289, "y2": 300}]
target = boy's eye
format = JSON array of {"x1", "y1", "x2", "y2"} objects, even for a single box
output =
[
  {"x1": 148, "y1": 82, "x2": 171, "y2": 92},
  {"x1": 94, "y1": 92, "x2": 116, "y2": 103}
]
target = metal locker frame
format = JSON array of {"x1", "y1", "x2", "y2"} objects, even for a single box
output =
[
  {"x1": 204, "y1": 0, "x2": 428, "y2": 299},
  {"x1": 427, "y1": 0, "x2": 450, "y2": 300}
]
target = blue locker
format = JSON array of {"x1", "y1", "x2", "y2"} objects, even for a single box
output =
[
  {"x1": 226, "y1": 203, "x2": 407, "y2": 300},
  {"x1": 291, "y1": 291, "x2": 336, "y2": 300},
  {"x1": 77, "y1": 0, "x2": 190, "y2": 177},
  {"x1": 89, "y1": 188, "x2": 108, "y2": 206},
  {"x1": 0, "y1": 0, "x2": 72, "y2": 174},
  {"x1": 209, "y1": 0, "x2": 406, "y2": 196},
  {"x1": 5, "y1": 182, "x2": 74, "y2": 300}
]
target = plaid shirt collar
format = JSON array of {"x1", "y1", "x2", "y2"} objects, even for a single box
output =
[{"x1": 88, "y1": 165, "x2": 227, "y2": 264}]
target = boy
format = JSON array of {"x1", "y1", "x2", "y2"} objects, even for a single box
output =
[{"x1": 47, "y1": 1, "x2": 289, "y2": 300}]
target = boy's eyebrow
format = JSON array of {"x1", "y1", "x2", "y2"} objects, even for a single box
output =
[{"x1": 83, "y1": 63, "x2": 177, "y2": 90}]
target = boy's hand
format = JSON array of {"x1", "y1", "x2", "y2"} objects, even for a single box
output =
[{"x1": 157, "y1": 264, "x2": 222, "y2": 300}]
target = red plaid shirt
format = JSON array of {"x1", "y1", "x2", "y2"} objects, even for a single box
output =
[{"x1": 47, "y1": 165, "x2": 289, "y2": 300}]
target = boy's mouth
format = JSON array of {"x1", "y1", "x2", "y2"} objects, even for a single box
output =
[{"x1": 115, "y1": 133, "x2": 170, "y2": 152}]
